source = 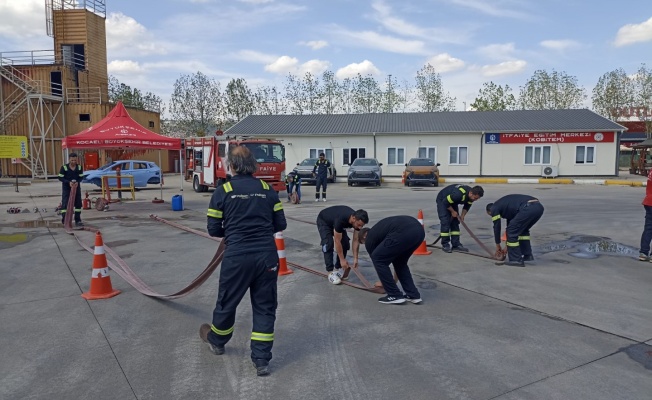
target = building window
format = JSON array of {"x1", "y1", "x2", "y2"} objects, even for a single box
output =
[
  {"x1": 309, "y1": 148, "x2": 333, "y2": 162},
  {"x1": 418, "y1": 146, "x2": 436, "y2": 163},
  {"x1": 524, "y1": 146, "x2": 551, "y2": 165},
  {"x1": 449, "y1": 146, "x2": 468, "y2": 165},
  {"x1": 79, "y1": 113, "x2": 91, "y2": 122},
  {"x1": 343, "y1": 148, "x2": 366, "y2": 165},
  {"x1": 576, "y1": 146, "x2": 595, "y2": 164},
  {"x1": 387, "y1": 147, "x2": 405, "y2": 165},
  {"x1": 148, "y1": 121, "x2": 155, "y2": 128}
]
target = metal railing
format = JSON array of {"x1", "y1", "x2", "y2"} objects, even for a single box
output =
[
  {"x1": 0, "y1": 50, "x2": 86, "y2": 69},
  {"x1": 46, "y1": 0, "x2": 106, "y2": 36},
  {"x1": 66, "y1": 87, "x2": 103, "y2": 103}
]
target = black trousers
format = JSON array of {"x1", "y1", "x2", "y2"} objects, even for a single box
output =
[
  {"x1": 436, "y1": 201, "x2": 461, "y2": 246},
  {"x1": 208, "y1": 250, "x2": 279, "y2": 362},
  {"x1": 315, "y1": 176, "x2": 327, "y2": 199},
  {"x1": 641, "y1": 205, "x2": 652, "y2": 255},
  {"x1": 317, "y1": 219, "x2": 349, "y2": 271},
  {"x1": 505, "y1": 202, "x2": 544, "y2": 261},
  {"x1": 61, "y1": 186, "x2": 82, "y2": 223},
  {"x1": 370, "y1": 225, "x2": 424, "y2": 298}
]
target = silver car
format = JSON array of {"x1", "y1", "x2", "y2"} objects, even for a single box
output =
[{"x1": 347, "y1": 158, "x2": 382, "y2": 186}]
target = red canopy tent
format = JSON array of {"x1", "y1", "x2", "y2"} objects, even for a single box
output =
[{"x1": 62, "y1": 101, "x2": 181, "y2": 150}]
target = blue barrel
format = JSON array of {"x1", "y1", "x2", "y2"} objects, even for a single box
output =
[{"x1": 171, "y1": 194, "x2": 183, "y2": 211}]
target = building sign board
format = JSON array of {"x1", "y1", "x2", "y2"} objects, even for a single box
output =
[
  {"x1": 0, "y1": 136, "x2": 28, "y2": 158},
  {"x1": 484, "y1": 132, "x2": 614, "y2": 144}
]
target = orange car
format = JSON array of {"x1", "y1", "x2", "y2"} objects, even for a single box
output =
[{"x1": 403, "y1": 158, "x2": 440, "y2": 187}]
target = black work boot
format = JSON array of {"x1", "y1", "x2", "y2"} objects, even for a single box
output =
[
  {"x1": 253, "y1": 359, "x2": 270, "y2": 376},
  {"x1": 442, "y1": 243, "x2": 452, "y2": 253},
  {"x1": 199, "y1": 324, "x2": 225, "y2": 355},
  {"x1": 452, "y1": 244, "x2": 469, "y2": 252},
  {"x1": 522, "y1": 254, "x2": 535, "y2": 262},
  {"x1": 505, "y1": 259, "x2": 525, "y2": 267}
]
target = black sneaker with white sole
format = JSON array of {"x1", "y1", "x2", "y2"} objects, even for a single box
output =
[
  {"x1": 405, "y1": 295, "x2": 423, "y2": 304},
  {"x1": 378, "y1": 295, "x2": 406, "y2": 304}
]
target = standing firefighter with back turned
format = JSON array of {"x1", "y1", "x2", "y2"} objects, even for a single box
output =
[
  {"x1": 200, "y1": 145, "x2": 287, "y2": 377},
  {"x1": 58, "y1": 152, "x2": 85, "y2": 227}
]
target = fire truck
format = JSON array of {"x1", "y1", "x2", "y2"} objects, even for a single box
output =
[{"x1": 185, "y1": 136, "x2": 286, "y2": 193}]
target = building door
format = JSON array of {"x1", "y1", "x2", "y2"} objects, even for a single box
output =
[{"x1": 50, "y1": 71, "x2": 62, "y2": 97}]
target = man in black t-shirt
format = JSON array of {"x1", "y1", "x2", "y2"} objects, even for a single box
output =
[
  {"x1": 358, "y1": 216, "x2": 424, "y2": 305},
  {"x1": 316, "y1": 205, "x2": 369, "y2": 284}
]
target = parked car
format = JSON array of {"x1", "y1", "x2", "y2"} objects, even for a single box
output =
[
  {"x1": 293, "y1": 158, "x2": 337, "y2": 184},
  {"x1": 82, "y1": 160, "x2": 161, "y2": 188},
  {"x1": 403, "y1": 158, "x2": 440, "y2": 187},
  {"x1": 347, "y1": 158, "x2": 382, "y2": 186}
]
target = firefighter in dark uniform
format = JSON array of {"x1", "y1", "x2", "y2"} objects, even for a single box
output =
[
  {"x1": 312, "y1": 152, "x2": 331, "y2": 202},
  {"x1": 58, "y1": 152, "x2": 84, "y2": 227},
  {"x1": 285, "y1": 170, "x2": 301, "y2": 203},
  {"x1": 317, "y1": 205, "x2": 368, "y2": 284},
  {"x1": 436, "y1": 184, "x2": 484, "y2": 252},
  {"x1": 486, "y1": 194, "x2": 544, "y2": 267},
  {"x1": 358, "y1": 216, "x2": 424, "y2": 305},
  {"x1": 199, "y1": 145, "x2": 287, "y2": 377}
]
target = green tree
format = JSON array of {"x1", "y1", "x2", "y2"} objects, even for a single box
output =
[
  {"x1": 319, "y1": 71, "x2": 340, "y2": 114},
  {"x1": 224, "y1": 78, "x2": 253, "y2": 124},
  {"x1": 414, "y1": 64, "x2": 456, "y2": 112},
  {"x1": 253, "y1": 86, "x2": 284, "y2": 115},
  {"x1": 108, "y1": 75, "x2": 162, "y2": 113},
  {"x1": 352, "y1": 74, "x2": 382, "y2": 113},
  {"x1": 592, "y1": 68, "x2": 634, "y2": 120},
  {"x1": 284, "y1": 73, "x2": 306, "y2": 115},
  {"x1": 169, "y1": 71, "x2": 223, "y2": 136},
  {"x1": 380, "y1": 74, "x2": 404, "y2": 113},
  {"x1": 470, "y1": 82, "x2": 517, "y2": 111},
  {"x1": 633, "y1": 63, "x2": 652, "y2": 135},
  {"x1": 519, "y1": 69, "x2": 586, "y2": 110},
  {"x1": 302, "y1": 72, "x2": 321, "y2": 114}
]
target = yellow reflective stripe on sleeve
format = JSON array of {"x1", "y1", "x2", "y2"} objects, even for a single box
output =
[
  {"x1": 223, "y1": 182, "x2": 233, "y2": 193},
  {"x1": 251, "y1": 332, "x2": 274, "y2": 342},
  {"x1": 461, "y1": 195, "x2": 466, "y2": 202},
  {"x1": 459, "y1": 187, "x2": 466, "y2": 194},
  {"x1": 451, "y1": 231, "x2": 460, "y2": 236},
  {"x1": 58, "y1": 174, "x2": 64, "y2": 177},
  {"x1": 273, "y1": 202, "x2": 283, "y2": 212},
  {"x1": 440, "y1": 232, "x2": 450, "y2": 237},
  {"x1": 211, "y1": 325, "x2": 234, "y2": 336},
  {"x1": 261, "y1": 180, "x2": 269, "y2": 190},
  {"x1": 207, "y1": 208, "x2": 223, "y2": 218},
  {"x1": 518, "y1": 236, "x2": 531, "y2": 240},
  {"x1": 506, "y1": 241, "x2": 520, "y2": 247},
  {"x1": 63, "y1": 165, "x2": 68, "y2": 171},
  {"x1": 447, "y1": 194, "x2": 454, "y2": 203},
  {"x1": 492, "y1": 215, "x2": 501, "y2": 221}
]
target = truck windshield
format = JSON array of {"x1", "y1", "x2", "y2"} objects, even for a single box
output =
[{"x1": 243, "y1": 143, "x2": 285, "y2": 163}]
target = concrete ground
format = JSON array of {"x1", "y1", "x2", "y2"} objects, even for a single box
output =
[{"x1": 0, "y1": 179, "x2": 651, "y2": 400}]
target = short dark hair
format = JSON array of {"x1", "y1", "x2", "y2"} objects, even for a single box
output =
[
  {"x1": 358, "y1": 227, "x2": 370, "y2": 243},
  {"x1": 471, "y1": 186, "x2": 484, "y2": 197},
  {"x1": 486, "y1": 203, "x2": 494, "y2": 213},
  {"x1": 319, "y1": 152, "x2": 325, "y2": 157},
  {"x1": 352, "y1": 209, "x2": 369, "y2": 223},
  {"x1": 229, "y1": 145, "x2": 257, "y2": 175},
  {"x1": 69, "y1": 152, "x2": 78, "y2": 158}
]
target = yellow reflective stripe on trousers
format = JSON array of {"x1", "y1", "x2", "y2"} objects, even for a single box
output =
[
  {"x1": 223, "y1": 182, "x2": 233, "y2": 193},
  {"x1": 273, "y1": 202, "x2": 283, "y2": 212},
  {"x1": 261, "y1": 181, "x2": 269, "y2": 190},
  {"x1": 251, "y1": 332, "x2": 274, "y2": 342},
  {"x1": 518, "y1": 236, "x2": 531, "y2": 240},
  {"x1": 492, "y1": 215, "x2": 501, "y2": 221},
  {"x1": 506, "y1": 241, "x2": 519, "y2": 247},
  {"x1": 440, "y1": 232, "x2": 450, "y2": 237},
  {"x1": 451, "y1": 231, "x2": 460, "y2": 236},
  {"x1": 74, "y1": 208, "x2": 82, "y2": 212},
  {"x1": 211, "y1": 325, "x2": 234, "y2": 336},
  {"x1": 207, "y1": 208, "x2": 223, "y2": 218}
]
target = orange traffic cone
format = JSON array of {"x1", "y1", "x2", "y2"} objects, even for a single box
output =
[
  {"x1": 413, "y1": 209, "x2": 432, "y2": 255},
  {"x1": 275, "y1": 231, "x2": 293, "y2": 275},
  {"x1": 81, "y1": 231, "x2": 121, "y2": 300}
]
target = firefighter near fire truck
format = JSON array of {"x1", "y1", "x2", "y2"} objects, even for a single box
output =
[
  {"x1": 312, "y1": 152, "x2": 331, "y2": 202},
  {"x1": 200, "y1": 145, "x2": 287, "y2": 377}
]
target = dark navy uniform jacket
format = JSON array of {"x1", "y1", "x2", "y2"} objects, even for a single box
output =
[
  {"x1": 436, "y1": 184, "x2": 474, "y2": 211},
  {"x1": 312, "y1": 159, "x2": 331, "y2": 178},
  {"x1": 285, "y1": 172, "x2": 301, "y2": 185},
  {"x1": 489, "y1": 194, "x2": 538, "y2": 244},
  {"x1": 58, "y1": 163, "x2": 84, "y2": 190},
  {"x1": 364, "y1": 215, "x2": 421, "y2": 255},
  {"x1": 207, "y1": 175, "x2": 287, "y2": 255}
]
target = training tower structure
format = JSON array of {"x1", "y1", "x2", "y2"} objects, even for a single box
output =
[{"x1": 0, "y1": 1, "x2": 162, "y2": 178}]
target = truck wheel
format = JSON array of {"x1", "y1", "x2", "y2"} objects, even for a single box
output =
[{"x1": 193, "y1": 176, "x2": 202, "y2": 193}]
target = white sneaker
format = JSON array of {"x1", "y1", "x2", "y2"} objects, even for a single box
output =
[
  {"x1": 328, "y1": 272, "x2": 342, "y2": 285},
  {"x1": 322, "y1": 198, "x2": 327, "y2": 202},
  {"x1": 334, "y1": 268, "x2": 343, "y2": 279},
  {"x1": 315, "y1": 198, "x2": 319, "y2": 202}
]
